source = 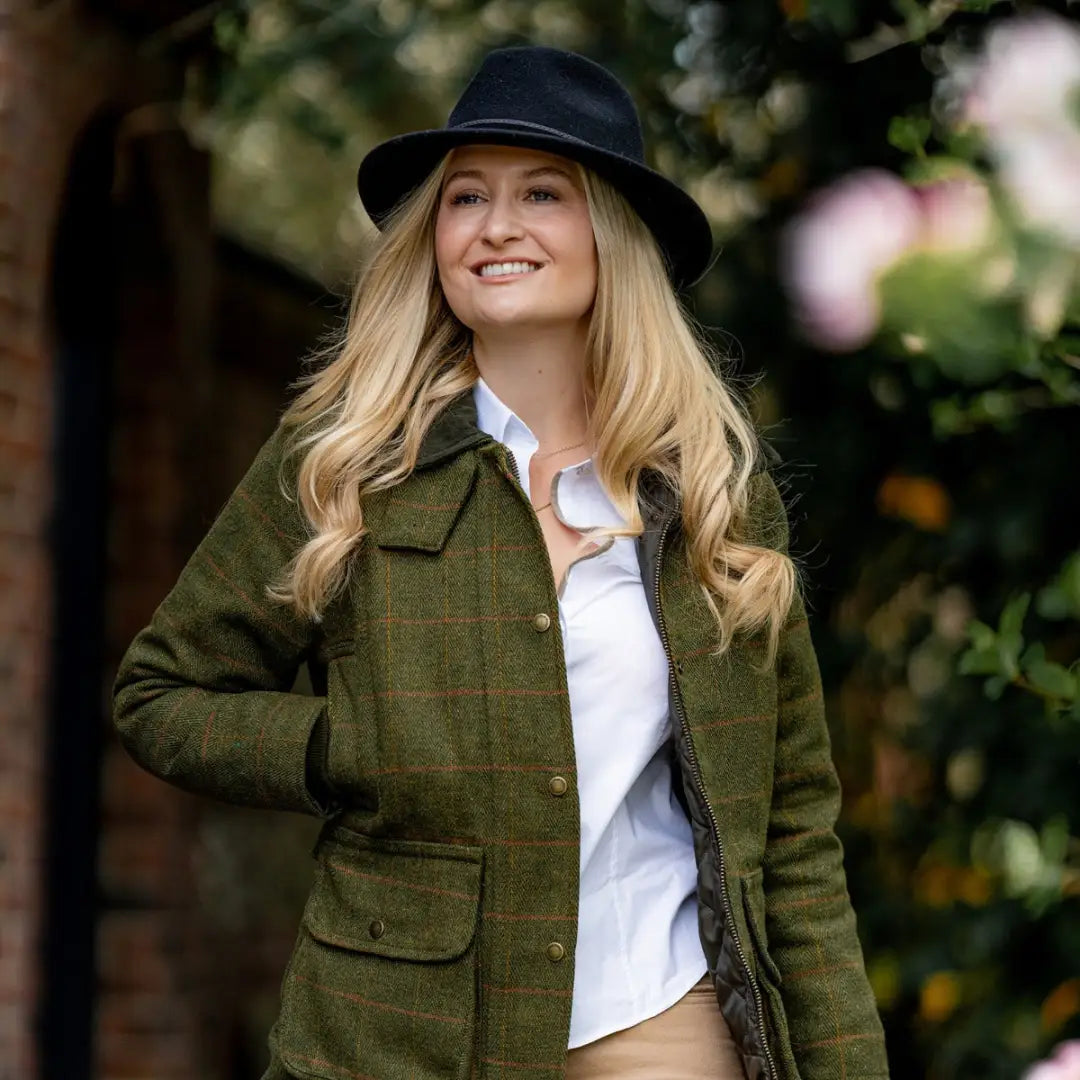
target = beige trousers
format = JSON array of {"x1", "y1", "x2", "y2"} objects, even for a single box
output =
[{"x1": 563, "y1": 976, "x2": 747, "y2": 1080}]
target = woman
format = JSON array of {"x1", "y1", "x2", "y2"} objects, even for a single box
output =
[{"x1": 113, "y1": 45, "x2": 889, "y2": 1080}]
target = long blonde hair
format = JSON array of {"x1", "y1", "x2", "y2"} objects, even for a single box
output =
[{"x1": 272, "y1": 151, "x2": 797, "y2": 663}]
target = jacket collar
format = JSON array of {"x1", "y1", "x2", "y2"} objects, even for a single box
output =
[
  {"x1": 414, "y1": 385, "x2": 680, "y2": 510},
  {"x1": 367, "y1": 387, "x2": 675, "y2": 553},
  {"x1": 414, "y1": 387, "x2": 492, "y2": 470}
]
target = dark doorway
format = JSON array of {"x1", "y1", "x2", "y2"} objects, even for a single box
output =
[{"x1": 39, "y1": 113, "x2": 118, "y2": 1080}]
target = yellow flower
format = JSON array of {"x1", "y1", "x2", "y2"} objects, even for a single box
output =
[
  {"x1": 920, "y1": 971, "x2": 962, "y2": 1023},
  {"x1": 913, "y1": 863, "x2": 956, "y2": 908},
  {"x1": 868, "y1": 955, "x2": 902, "y2": 1010},
  {"x1": 877, "y1": 474, "x2": 951, "y2": 532},
  {"x1": 1042, "y1": 980, "x2": 1080, "y2": 1034},
  {"x1": 957, "y1": 866, "x2": 993, "y2": 907},
  {"x1": 759, "y1": 156, "x2": 807, "y2": 200}
]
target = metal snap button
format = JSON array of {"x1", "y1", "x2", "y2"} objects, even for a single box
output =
[
  {"x1": 532, "y1": 612, "x2": 552, "y2": 632},
  {"x1": 548, "y1": 776, "x2": 569, "y2": 797},
  {"x1": 545, "y1": 941, "x2": 566, "y2": 962},
  {"x1": 369, "y1": 919, "x2": 385, "y2": 940}
]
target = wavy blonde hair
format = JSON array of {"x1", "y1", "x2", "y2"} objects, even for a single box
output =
[{"x1": 272, "y1": 150, "x2": 797, "y2": 664}]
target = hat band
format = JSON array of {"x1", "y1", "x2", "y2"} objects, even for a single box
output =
[{"x1": 451, "y1": 117, "x2": 599, "y2": 149}]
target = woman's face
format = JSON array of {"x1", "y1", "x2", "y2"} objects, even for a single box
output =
[{"x1": 434, "y1": 144, "x2": 598, "y2": 337}]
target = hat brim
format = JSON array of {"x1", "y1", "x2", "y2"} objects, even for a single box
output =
[{"x1": 356, "y1": 124, "x2": 714, "y2": 290}]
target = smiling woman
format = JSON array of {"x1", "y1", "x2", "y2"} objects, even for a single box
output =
[
  {"x1": 112, "y1": 44, "x2": 889, "y2": 1080},
  {"x1": 434, "y1": 146, "x2": 599, "y2": 344}
]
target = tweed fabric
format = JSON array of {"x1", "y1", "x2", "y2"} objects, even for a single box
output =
[{"x1": 113, "y1": 400, "x2": 889, "y2": 1080}]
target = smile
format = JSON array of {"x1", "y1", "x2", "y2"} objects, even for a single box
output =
[{"x1": 474, "y1": 261, "x2": 543, "y2": 278}]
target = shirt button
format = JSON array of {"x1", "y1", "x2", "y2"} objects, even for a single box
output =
[
  {"x1": 548, "y1": 775, "x2": 569, "y2": 797},
  {"x1": 545, "y1": 941, "x2": 566, "y2": 962},
  {"x1": 369, "y1": 919, "x2": 385, "y2": 940},
  {"x1": 532, "y1": 612, "x2": 552, "y2": 633}
]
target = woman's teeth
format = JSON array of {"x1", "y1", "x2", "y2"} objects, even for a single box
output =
[{"x1": 479, "y1": 262, "x2": 541, "y2": 277}]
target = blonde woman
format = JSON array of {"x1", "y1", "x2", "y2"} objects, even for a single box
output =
[{"x1": 114, "y1": 45, "x2": 889, "y2": 1080}]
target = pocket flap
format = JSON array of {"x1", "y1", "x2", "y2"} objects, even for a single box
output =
[{"x1": 305, "y1": 830, "x2": 483, "y2": 962}]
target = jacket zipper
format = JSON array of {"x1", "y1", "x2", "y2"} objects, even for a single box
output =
[{"x1": 651, "y1": 511, "x2": 777, "y2": 1080}]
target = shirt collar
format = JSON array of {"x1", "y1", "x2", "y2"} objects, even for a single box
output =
[{"x1": 472, "y1": 375, "x2": 541, "y2": 449}]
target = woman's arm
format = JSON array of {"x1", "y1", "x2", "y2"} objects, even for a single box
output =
[
  {"x1": 755, "y1": 472, "x2": 890, "y2": 1079},
  {"x1": 112, "y1": 422, "x2": 335, "y2": 817}
]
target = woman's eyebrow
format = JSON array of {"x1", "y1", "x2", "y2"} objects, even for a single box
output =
[{"x1": 444, "y1": 165, "x2": 575, "y2": 185}]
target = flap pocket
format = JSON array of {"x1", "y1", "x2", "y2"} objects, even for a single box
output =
[{"x1": 306, "y1": 829, "x2": 483, "y2": 962}]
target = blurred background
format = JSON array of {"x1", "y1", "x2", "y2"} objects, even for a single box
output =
[{"x1": 1, "y1": 0, "x2": 1078, "y2": 1077}]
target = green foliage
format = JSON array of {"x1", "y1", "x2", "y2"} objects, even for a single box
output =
[
  {"x1": 1037, "y1": 552, "x2": 1080, "y2": 622},
  {"x1": 808, "y1": 0, "x2": 860, "y2": 36},
  {"x1": 888, "y1": 112, "x2": 933, "y2": 157},
  {"x1": 960, "y1": 592, "x2": 1080, "y2": 709}
]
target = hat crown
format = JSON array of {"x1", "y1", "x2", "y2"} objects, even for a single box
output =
[{"x1": 447, "y1": 46, "x2": 646, "y2": 163}]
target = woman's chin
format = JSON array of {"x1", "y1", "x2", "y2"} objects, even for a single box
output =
[{"x1": 469, "y1": 308, "x2": 584, "y2": 335}]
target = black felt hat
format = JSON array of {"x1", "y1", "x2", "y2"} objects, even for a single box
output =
[{"x1": 356, "y1": 46, "x2": 715, "y2": 290}]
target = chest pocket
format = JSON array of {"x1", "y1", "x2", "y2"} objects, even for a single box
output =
[{"x1": 272, "y1": 827, "x2": 483, "y2": 1080}]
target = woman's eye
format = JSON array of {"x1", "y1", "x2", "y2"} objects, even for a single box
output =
[
  {"x1": 449, "y1": 191, "x2": 481, "y2": 205},
  {"x1": 527, "y1": 188, "x2": 558, "y2": 201}
]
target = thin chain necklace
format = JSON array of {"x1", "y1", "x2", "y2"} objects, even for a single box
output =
[
  {"x1": 533, "y1": 438, "x2": 587, "y2": 460},
  {"x1": 531, "y1": 436, "x2": 591, "y2": 511},
  {"x1": 531, "y1": 441, "x2": 590, "y2": 514},
  {"x1": 466, "y1": 353, "x2": 590, "y2": 515}
]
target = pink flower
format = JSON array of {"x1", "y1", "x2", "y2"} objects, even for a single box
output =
[
  {"x1": 782, "y1": 170, "x2": 997, "y2": 351},
  {"x1": 781, "y1": 169, "x2": 922, "y2": 351},
  {"x1": 914, "y1": 175, "x2": 995, "y2": 253},
  {"x1": 949, "y1": 12, "x2": 1080, "y2": 247},
  {"x1": 997, "y1": 132, "x2": 1080, "y2": 246},
  {"x1": 1023, "y1": 1041, "x2": 1080, "y2": 1080},
  {"x1": 962, "y1": 12, "x2": 1080, "y2": 138}
]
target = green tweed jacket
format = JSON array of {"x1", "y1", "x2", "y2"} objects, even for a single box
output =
[{"x1": 113, "y1": 388, "x2": 890, "y2": 1080}]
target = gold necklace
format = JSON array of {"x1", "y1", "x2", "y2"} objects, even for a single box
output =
[
  {"x1": 533, "y1": 438, "x2": 587, "y2": 461},
  {"x1": 531, "y1": 440, "x2": 588, "y2": 514}
]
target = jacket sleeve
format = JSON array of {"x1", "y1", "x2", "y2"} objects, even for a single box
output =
[
  {"x1": 112, "y1": 421, "x2": 336, "y2": 817},
  {"x1": 755, "y1": 471, "x2": 890, "y2": 1079}
]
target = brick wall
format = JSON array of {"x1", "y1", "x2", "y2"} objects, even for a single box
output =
[
  {"x1": 1, "y1": 6, "x2": 334, "y2": 1076},
  {"x1": 1, "y1": 6, "x2": 214, "y2": 1076},
  {"x1": 1, "y1": 8, "x2": 60, "y2": 1075}
]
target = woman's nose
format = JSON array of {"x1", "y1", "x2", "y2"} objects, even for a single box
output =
[{"x1": 480, "y1": 193, "x2": 524, "y2": 244}]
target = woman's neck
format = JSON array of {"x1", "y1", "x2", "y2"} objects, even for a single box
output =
[{"x1": 471, "y1": 328, "x2": 592, "y2": 448}]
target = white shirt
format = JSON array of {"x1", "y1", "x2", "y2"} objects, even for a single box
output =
[{"x1": 473, "y1": 377, "x2": 707, "y2": 1048}]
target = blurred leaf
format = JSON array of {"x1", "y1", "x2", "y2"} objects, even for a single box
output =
[
  {"x1": 1036, "y1": 551, "x2": 1080, "y2": 621},
  {"x1": 1040, "y1": 815, "x2": 1070, "y2": 868},
  {"x1": 879, "y1": 254, "x2": 1022, "y2": 384},
  {"x1": 1024, "y1": 658, "x2": 1078, "y2": 702},
  {"x1": 903, "y1": 154, "x2": 977, "y2": 184},
  {"x1": 958, "y1": 647, "x2": 1000, "y2": 677},
  {"x1": 807, "y1": 0, "x2": 858, "y2": 35},
  {"x1": 888, "y1": 113, "x2": 932, "y2": 157},
  {"x1": 998, "y1": 593, "x2": 1031, "y2": 647}
]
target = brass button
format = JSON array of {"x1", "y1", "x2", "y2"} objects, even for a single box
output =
[
  {"x1": 548, "y1": 775, "x2": 569, "y2": 797},
  {"x1": 369, "y1": 919, "x2": 385, "y2": 940},
  {"x1": 532, "y1": 612, "x2": 552, "y2": 633},
  {"x1": 545, "y1": 941, "x2": 566, "y2": 962}
]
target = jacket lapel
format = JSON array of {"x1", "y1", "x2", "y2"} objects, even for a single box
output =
[
  {"x1": 363, "y1": 390, "x2": 491, "y2": 553},
  {"x1": 362, "y1": 385, "x2": 688, "y2": 555}
]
